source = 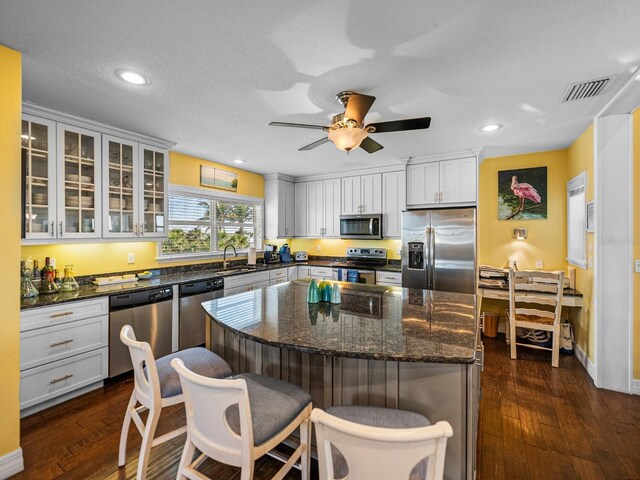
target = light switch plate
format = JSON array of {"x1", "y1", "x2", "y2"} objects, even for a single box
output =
[
  {"x1": 127, "y1": 253, "x2": 135, "y2": 264},
  {"x1": 396, "y1": 248, "x2": 402, "y2": 256},
  {"x1": 535, "y1": 259, "x2": 544, "y2": 269},
  {"x1": 635, "y1": 259, "x2": 640, "y2": 273}
]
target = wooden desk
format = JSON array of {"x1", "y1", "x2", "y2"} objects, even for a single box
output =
[{"x1": 477, "y1": 286, "x2": 583, "y2": 308}]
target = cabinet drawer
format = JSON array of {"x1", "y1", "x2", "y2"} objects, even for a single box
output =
[
  {"x1": 21, "y1": 297, "x2": 109, "y2": 332},
  {"x1": 310, "y1": 267, "x2": 333, "y2": 278},
  {"x1": 224, "y1": 271, "x2": 270, "y2": 289},
  {"x1": 20, "y1": 315, "x2": 108, "y2": 371},
  {"x1": 376, "y1": 271, "x2": 402, "y2": 285},
  {"x1": 269, "y1": 278, "x2": 288, "y2": 286},
  {"x1": 298, "y1": 266, "x2": 310, "y2": 278},
  {"x1": 224, "y1": 280, "x2": 270, "y2": 297},
  {"x1": 20, "y1": 347, "x2": 108, "y2": 410},
  {"x1": 269, "y1": 268, "x2": 288, "y2": 280}
]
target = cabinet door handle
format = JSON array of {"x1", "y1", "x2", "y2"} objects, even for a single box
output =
[
  {"x1": 134, "y1": 223, "x2": 138, "y2": 236},
  {"x1": 50, "y1": 311, "x2": 73, "y2": 318},
  {"x1": 440, "y1": 192, "x2": 443, "y2": 203},
  {"x1": 140, "y1": 223, "x2": 144, "y2": 236},
  {"x1": 50, "y1": 374, "x2": 73, "y2": 385},
  {"x1": 51, "y1": 221, "x2": 55, "y2": 237},
  {"x1": 59, "y1": 221, "x2": 63, "y2": 236},
  {"x1": 50, "y1": 339, "x2": 74, "y2": 347}
]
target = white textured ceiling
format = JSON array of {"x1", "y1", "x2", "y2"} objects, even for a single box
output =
[{"x1": 1, "y1": 0, "x2": 640, "y2": 176}]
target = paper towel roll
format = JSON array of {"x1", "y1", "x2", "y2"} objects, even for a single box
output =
[{"x1": 248, "y1": 247, "x2": 256, "y2": 266}]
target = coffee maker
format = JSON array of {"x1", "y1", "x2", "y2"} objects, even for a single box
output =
[{"x1": 263, "y1": 244, "x2": 280, "y2": 264}]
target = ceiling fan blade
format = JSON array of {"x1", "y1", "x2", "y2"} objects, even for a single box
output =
[
  {"x1": 366, "y1": 117, "x2": 431, "y2": 133},
  {"x1": 344, "y1": 93, "x2": 376, "y2": 124},
  {"x1": 269, "y1": 121, "x2": 329, "y2": 131},
  {"x1": 299, "y1": 137, "x2": 330, "y2": 151},
  {"x1": 359, "y1": 136, "x2": 384, "y2": 154}
]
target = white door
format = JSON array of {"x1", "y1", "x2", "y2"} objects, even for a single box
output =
[
  {"x1": 360, "y1": 173, "x2": 382, "y2": 213},
  {"x1": 323, "y1": 178, "x2": 341, "y2": 237},
  {"x1": 306, "y1": 181, "x2": 324, "y2": 237},
  {"x1": 341, "y1": 176, "x2": 361, "y2": 214},
  {"x1": 439, "y1": 157, "x2": 477, "y2": 204},
  {"x1": 284, "y1": 180, "x2": 295, "y2": 237},
  {"x1": 382, "y1": 171, "x2": 405, "y2": 238},
  {"x1": 406, "y1": 162, "x2": 440, "y2": 206},
  {"x1": 294, "y1": 182, "x2": 307, "y2": 236},
  {"x1": 57, "y1": 123, "x2": 102, "y2": 239},
  {"x1": 102, "y1": 135, "x2": 138, "y2": 239}
]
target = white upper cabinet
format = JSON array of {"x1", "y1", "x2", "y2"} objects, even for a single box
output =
[
  {"x1": 57, "y1": 123, "x2": 102, "y2": 239},
  {"x1": 323, "y1": 178, "x2": 341, "y2": 237},
  {"x1": 21, "y1": 105, "x2": 174, "y2": 244},
  {"x1": 264, "y1": 177, "x2": 296, "y2": 238},
  {"x1": 406, "y1": 156, "x2": 477, "y2": 207},
  {"x1": 22, "y1": 114, "x2": 57, "y2": 240},
  {"x1": 341, "y1": 173, "x2": 382, "y2": 214},
  {"x1": 306, "y1": 180, "x2": 324, "y2": 237},
  {"x1": 294, "y1": 182, "x2": 307, "y2": 237},
  {"x1": 382, "y1": 171, "x2": 405, "y2": 238}
]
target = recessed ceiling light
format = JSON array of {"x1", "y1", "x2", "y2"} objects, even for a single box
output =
[
  {"x1": 233, "y1": 159, "x2": 245, "y2": 164},
  {"x1": 116, "y1": 69, "x2": 150, "y2": 86},
  {"x1": 479, "y1": 123, "x2": 503, "y2": 132}
]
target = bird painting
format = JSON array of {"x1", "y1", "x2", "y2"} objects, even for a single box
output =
[{"x1": 498, "y1": 167, "x2": 547, "y2": 220}]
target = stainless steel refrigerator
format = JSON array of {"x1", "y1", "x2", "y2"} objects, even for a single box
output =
[{"x1": 402, "y1": 208, "x2": 476, "y2": 294}]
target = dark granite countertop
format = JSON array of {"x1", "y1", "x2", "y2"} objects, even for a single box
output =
[{"x1": 202, "y1": 279, "x2": 478, "y2": 364}]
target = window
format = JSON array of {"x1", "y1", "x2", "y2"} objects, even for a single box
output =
[
  {"x1": 567, "y1": 172, "x2": 587, "y2": 268},
  {"x1": 160, "y1": 186, "x2": 262, "y2": 259}
]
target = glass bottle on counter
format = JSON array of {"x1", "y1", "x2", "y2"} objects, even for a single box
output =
[
  {"x1": 32, "y1": 259, "x2": 41, "y2": 283},
  {"x1": 39, "y1": 257, "x2": 59, "y2": 294},
  {"x1": 60, "y1": 265, "x2": 79, "y2": 292},
  {"x1": 20, "y1": 261, "x2": 39, "y2": 298}
]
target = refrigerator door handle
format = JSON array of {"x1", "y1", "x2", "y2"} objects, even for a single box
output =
[
  {"x1": 430, "y1": 227, "x2": 436, "y2": 290},
  {"x1": 426, "y1": 227, "x2": 432, "y2": 289}
]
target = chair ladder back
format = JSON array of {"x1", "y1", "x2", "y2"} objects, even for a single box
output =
[
  {"x1": 120, "y1": 325, "x2": 160, "y2": 408},
  {"x1": 509, "y1": 270, "x2": 564, "y2": 326}
]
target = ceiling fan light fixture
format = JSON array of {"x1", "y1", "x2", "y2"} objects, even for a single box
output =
[{"x1": 328, "y1": 127, "x2": 368, "y2": 152}]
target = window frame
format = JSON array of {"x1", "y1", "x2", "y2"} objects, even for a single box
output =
[
  {"x1": 157, "y1": 184, "x2": 264, "y2": 262},
  {"x1": 567, "y1": 172, "x2": 587, "y2": 268}
]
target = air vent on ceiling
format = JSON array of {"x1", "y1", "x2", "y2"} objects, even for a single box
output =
[{"x1": 561, "y1": 76, "x2": 614, "y2": 103}]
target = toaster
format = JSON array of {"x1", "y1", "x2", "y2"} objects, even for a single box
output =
[{"x1": 295, "y1": 251, "x2": 308, "y2": 261}]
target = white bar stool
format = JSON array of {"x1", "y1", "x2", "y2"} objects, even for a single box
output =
[
  {"x1": 311, "y1": 406, "x2": 453, "y2": 480},
  {"x1": 171, "y1": 358, "x2": 313, "y2": 480},
  {"x1": 118, "y1": 325, "x2": 232, "y2": 480}
]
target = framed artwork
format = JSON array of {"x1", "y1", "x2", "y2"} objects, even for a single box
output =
[
  {"x1": 200, "y1": 165, "x2": 238, "y2": 192},
  {"x1": 498, "y1": 166, "x2": 547, "y2": 220},
  {"x1": 586, "y1": 201, "x2": 594, "y2": 232}
]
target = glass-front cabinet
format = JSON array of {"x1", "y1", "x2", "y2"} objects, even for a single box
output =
[
  {"x1": 22, "y1": 115, "x2": 56, "y2": 240},
  {"x1": 140, "y1": 144, "x2": 167, "y2": 238},
  {"x1": 57, "y1": 123, "x2": 102, "y2": 239},
  {"x1": 103, "y1": 135, "x2": 138, "y2": 237}
]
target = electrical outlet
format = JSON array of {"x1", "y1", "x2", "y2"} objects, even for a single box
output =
[
  {"x1": 396, "y1": 248, "x2": 402, "y2": 256},
  {"x1": 535, "y1": 259, "x2": 544, "y2": 269},
  {"x1": 635, "y1": 259, "x2": 640, "y2": 273},
  {"x1": 127, "y1": 253, "x2": 135, "y2": 264},
  {"x1": 316, "y1": 244, "x2": 321, "y2": 252}
]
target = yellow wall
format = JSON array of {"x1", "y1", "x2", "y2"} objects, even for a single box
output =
[
  {"x1": 21, "y1": 152, "x2": 265, "y2": 275},
  {"x1": 282, "y1": 238, "x2": 402, "y2": 260},
  {"x1": 633, "y1": 107, "x2": 640, "y2": 379},
  {"x1": 566, "y1": 125, "x2": 595, "y2": 360},
  {"x1": 478, "y1": 150, "x2": 568, "y2": 270},
  {"x1": 0, "y1": 45, "x2": 22, "y2": 458}
]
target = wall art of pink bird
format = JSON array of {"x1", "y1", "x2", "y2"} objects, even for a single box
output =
[{"x1": 511, "y1": 175, "x2": 541, "y2": 212}]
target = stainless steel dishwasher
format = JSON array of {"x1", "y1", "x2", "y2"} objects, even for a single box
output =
[
  {"x1": 109, "y1": 286, "x2": 173, "y2": 377},
  {"x1": 179, "y1": 277, "x2": 224, "y2": 349}
]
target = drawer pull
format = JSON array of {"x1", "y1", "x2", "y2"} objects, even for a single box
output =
[
  {"x1": 50, "y1": 374, "x2": 73, "y2": 384},
  {"x1": 50, "y1": 311, "x2": 74, "y2": 318},
  {"x1": 50, "y1": 339, "x2": 74, "y2": 347}
]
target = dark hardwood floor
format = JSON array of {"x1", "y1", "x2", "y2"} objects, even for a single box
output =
[{"x1": 12, "y1": 335, "x2": 640, "y2": 479}]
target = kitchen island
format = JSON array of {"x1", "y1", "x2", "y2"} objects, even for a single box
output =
[{"x1": 202, "y1": 279, "x2": 482, "y2": 480}]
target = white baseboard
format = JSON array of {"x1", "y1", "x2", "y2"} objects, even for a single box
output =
[
  {"x1": 0, "y1": 448, "x2": 24, "y2": 479},
  {"x1": 633, "y1": 379, "x2": 640, "y2": 395},
  {"x1": 573, "y1": 342, "x2": 597, "y2": 381}
]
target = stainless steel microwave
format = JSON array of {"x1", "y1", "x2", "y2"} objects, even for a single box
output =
[{"x1": 339, "y1": 214, "x2": 382, "y2": 239}]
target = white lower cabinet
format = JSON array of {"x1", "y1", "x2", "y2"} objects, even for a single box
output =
[
  {"x1": 288, "y1": 266, "x2": 298, "y2": 281},
  {"x1": 310, "y1": 266, "x2": 333, "y2": 280},
  {"x1": 376, "y1": 271, "x2": 402, "y2": 286},
  {"x1": 298, "y1": 266, "x2": 311, "y2": 278},
  {"x1": 20, "y1": 297, "x2": 109, "y2": 414},
  {"x1": 269, "y1": 267, "x2": 288, "y2": 286},
  {"x1": 224, "y1": 271, "x2": 270, "y2": 296}
]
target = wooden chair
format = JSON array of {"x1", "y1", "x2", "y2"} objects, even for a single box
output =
[
  {"x1": 311, "y1": 406, "x2": 453, "y2": 480},
  {"x1": 118, "y1": 325, "x2": 232, "y2": 480},
  {"x1": 507, "y1": 269, "x2": 564, "y2": 367},
  {"x1": 170, "y1": 357, "x2": 312, "y2": 480}
]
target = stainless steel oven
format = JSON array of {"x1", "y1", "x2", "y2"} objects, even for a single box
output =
[{"x1": 339, "y1": 214, "x2": 382, "y2": 240}]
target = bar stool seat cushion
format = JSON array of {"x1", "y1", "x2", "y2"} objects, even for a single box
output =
[
  {"x1": 155, "y1": 348, "x2": 232, "y2": 399},
  {"x1": 326, "y1": 406, "x2": 430, "y2": 480},
  {"x1": 226, "y1": 373, "x2": 312, "y2": 446}
]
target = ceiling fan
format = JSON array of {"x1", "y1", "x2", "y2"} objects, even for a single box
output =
[{"x1": 269, "y1": 91, "x2": 431, "y2": 154}]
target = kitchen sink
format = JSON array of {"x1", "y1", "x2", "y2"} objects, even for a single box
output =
[{"x1": 221, "y1": 267, "x2": 258, "y2": 274}]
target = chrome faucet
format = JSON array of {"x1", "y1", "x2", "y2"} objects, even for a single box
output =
[{"x1": 223, "y1": 244, "x2": 237, "y2": 270}]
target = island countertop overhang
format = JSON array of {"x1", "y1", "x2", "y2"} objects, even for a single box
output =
[{"x1": 202, "y1": 280, "x2": 480, "y2": 364}]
